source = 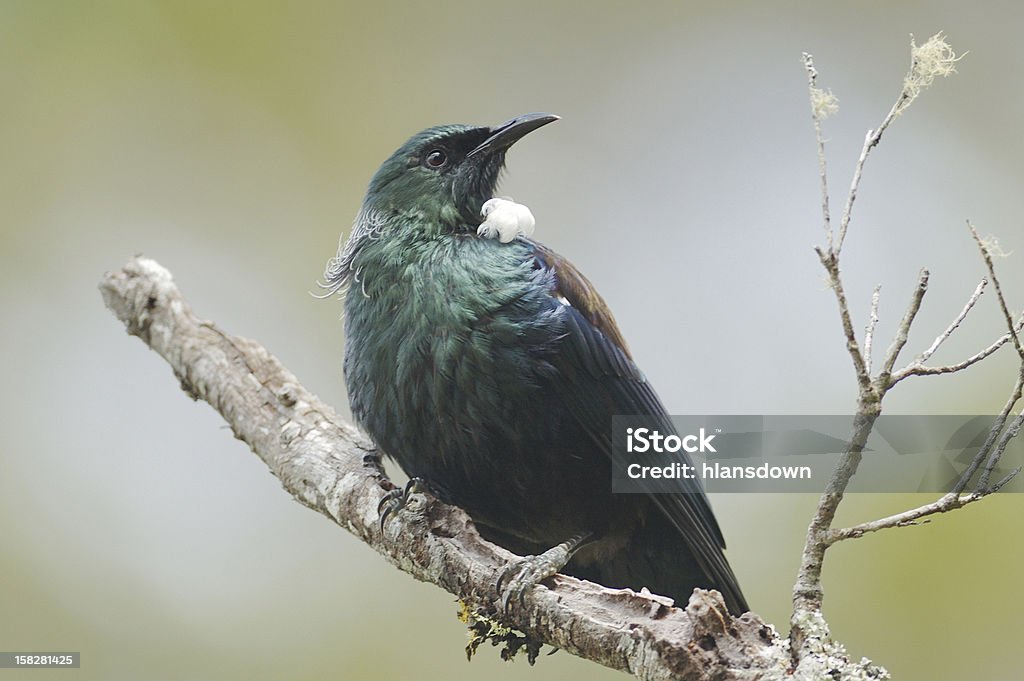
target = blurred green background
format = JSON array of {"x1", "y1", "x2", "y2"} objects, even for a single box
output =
[{"x1": 2, "y1": 1, "x2": 1022, "y2": 679}]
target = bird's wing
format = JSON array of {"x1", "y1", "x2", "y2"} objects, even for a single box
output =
[{"x1": 528, "y1": 240, "x2": 746, "y2": 610}]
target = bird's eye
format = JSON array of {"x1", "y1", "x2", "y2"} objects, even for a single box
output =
[{"x1": 424, "y1": 149, "x2": 448, "y2": 169}]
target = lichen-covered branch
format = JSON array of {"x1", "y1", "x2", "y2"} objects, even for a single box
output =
[
  {"x1": 99, "y1": 256, "x2": 782, "y2": 681},
  {"x1": 970, "y1": 222, "x2": 1024, "y2": 360},
  {"x1": 802, "y1": 52, "x2": 836, "y2": 250},
  {"x1": 793, "y1": 36, "x2": 1018, "y2": 672},
  {"x1": 833, "y1": 32, "x2": 963, "y2": 254}
]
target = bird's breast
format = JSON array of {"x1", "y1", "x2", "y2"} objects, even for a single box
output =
[{"x1": 343, "y1": 235, "x2": 563, "y2": 475}]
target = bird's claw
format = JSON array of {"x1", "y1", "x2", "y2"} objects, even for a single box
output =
[
  {"x1": 378, "y1": 477, "x2": 429, "y2": 533},
  {"x1": 496, "y1": 532, "x2": 592, "y2": 612},
  {"x1": 497, "y1": 553, "x2": 562, "y2": 612},
  {"x1": 377, "y1": 488, "x2": 405, "y2": 533}
]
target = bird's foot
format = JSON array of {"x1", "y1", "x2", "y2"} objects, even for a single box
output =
[
  {"x1": 497, "y1": 532, "x2": 593, "y2": 612},
  {"x1": 377, "y1": 477, "x2": 430, "y2": 533}
]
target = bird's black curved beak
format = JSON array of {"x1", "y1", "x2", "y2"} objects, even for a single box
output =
[{"x1": 466, "y1": 113, "x2": 560, "y2": 158}]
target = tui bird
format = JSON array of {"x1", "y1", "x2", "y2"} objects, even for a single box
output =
[{"x1": 321, "y1": 113, "x2": 748, "y2": 615}]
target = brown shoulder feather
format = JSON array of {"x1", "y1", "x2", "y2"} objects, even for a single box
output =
[{"x1": 531, "y1": 241, "x2": 632, "y2": 359}]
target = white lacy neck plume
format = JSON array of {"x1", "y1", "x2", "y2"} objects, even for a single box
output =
[{"x1": 477, "y1": 197, "x2": 535, "y2": 243}]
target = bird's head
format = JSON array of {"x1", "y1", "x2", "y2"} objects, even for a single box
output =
[
  {"x1": 319, "y1": 113, "x2": 558, "y2": 296},
  {"x1": 362, "y1": 112, "x2": 559, "y2": 230}
]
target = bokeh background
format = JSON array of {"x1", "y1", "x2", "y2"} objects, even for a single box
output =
[{"x1": 2, "y1": 2, "x2": 1022, "y2": 679}]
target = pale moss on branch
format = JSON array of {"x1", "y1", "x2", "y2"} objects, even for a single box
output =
[
  {"x1": 897, "y1": 32, "x2": 964, "y2": 114},
  {"x1": 790, "y1": 610, "x2": 891, "y2": 681},
  {"x1": 810, "y1": 87, "x2": 839, "y2": 119},
  {"x1": 977, "y1": 232, "x2": 1013, "y2": 259}
]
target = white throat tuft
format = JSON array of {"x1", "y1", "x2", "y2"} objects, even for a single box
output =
[{"x1": 477, "y1": 197, "x2": 536, "y2": 243}]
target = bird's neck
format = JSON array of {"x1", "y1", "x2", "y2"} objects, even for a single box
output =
[
  {"x1": 341, "y1": 207, "x2": 537, "y2": 313},
  {"x1": 348, "y1": 209, "x2": 454, "y2": 283}
]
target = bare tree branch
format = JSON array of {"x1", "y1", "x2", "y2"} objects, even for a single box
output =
[
  {"x1": 918, "y1": 278, "x2": 987, "y2": 363},
  {"x1": 814, "y1": 247, "x2": 874, "y2": 397},
  {"x1": 834, "y1": 130, "x2": 876, "y2": 254},
  {"x1": 791, "y1": 409, "x2": 877, "y2": 655},
  {"x1": 828, "y1": 491, "x2": 977, "y2": 542},
  {"x1": 970, "y1": 222, "x2": 1024, "y2": 360},
  {"x1": 877, "y1": 268, "x2": 930, "y2": 383},
  {"x1": 791, "y1": 39, "x2": 1019, "y2": 673},
  {"x1": 963, "y1": 223, "x2": 1024, "y2": 492},
  {"x1": 802, "y1": 52, "x2": 835, "y2": 251},
  {"x1": 98, "y1": 256, "x2": 783, "y2": 681},
  {"x1": 863, "y1": 284, "x2": 881, "y2": 373},
  {"x1": 890, "y1": 321, "x2": 1022, "y2": 384},
  {"x1": 834, "y1": 32, "x2": 964, "y2": 253},
  {"x1": 957, "y1": 371, "x2": 1023, "y2": 497},
  {"x1": 979, "y1": 411, "x2": 1024, "y2": 491},
  {"x1": 826, "y1": 364, "x2": 1024, "y2": 543}
]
